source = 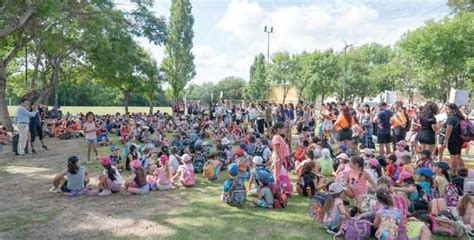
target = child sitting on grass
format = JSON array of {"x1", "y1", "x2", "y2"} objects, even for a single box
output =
[
  {"x1": 400, "y1": 155, "x2": 414, "y2": 176},
  {"x1": 221, "y1": 164, "x2": 247, "y2": 206},
  {"x1": 50, "y1": 156, "x2": 90, "y2": 195},
  {"x1": 297, "y1": 160, "x2": 324, "y2": 197},
  {"x1": 374, "y1": 189, "x2": 402, "y2": 240},
  {"x1": 322, "y1": 182, "x2": 351, "y2": 234},
  {"x1": 153, "y1": 155, "x2": 172, "y2": 191},
  {"x1": 124, "y1": 160, "x2": 149, "y2": 195},
  {"x1": 109, "y1": 145, "x2": 123, "y2": 172},
  {"x1": 203, "y1": 153, "x2": 221, "y2": 181},
  {"x1": 98, "y1": 156, "x2": 122, "y2": 196},
  {"x1": 248, "y1": 156, "x2": 274, "y2": 208},
  {"x1": 173, "y1": 154, "x2": 196, "y2": 187}
]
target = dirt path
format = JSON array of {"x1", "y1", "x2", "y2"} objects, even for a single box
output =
[{"x1": 0, "y1": 138, "x2": 184, "y2": 239}]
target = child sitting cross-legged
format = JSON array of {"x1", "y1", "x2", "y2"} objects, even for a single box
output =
[
  {"x1": 221, "y1": 164, "x2": 247, "y2": 206},
  {"x1": 322, "y1": 182, "x2": 351, "y2": 234},
  {"x1": 296, "y1": 160, "x2": 325, "y2": 197},
  {"x1": 124, "y1": 160, "x2": 149, "y2": 195},
  {"x1": 247, "y1": 156, "x2": 274, "y2": 208},
  {"x1": 149, "y1": 155, "x2": 172, "y2": 191},
  {"x1": 173, "y1": 154, "x2": 196, "y2": 187},
  {"x1": 202, "y1": 153, "x2": 222, "y2": 181},
  {"x1": 98, "y1": 156, "x2": 122, "y2": 196},
  {"x1": 50, "y1": 156, "x2": 90, "y2": 196}
]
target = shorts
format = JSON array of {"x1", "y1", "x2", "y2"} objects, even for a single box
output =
[
  {"x1": 86, "y1": 138, "x2": 97, "y2": 144},
  {"x1": 417, "y1": 131, "x2": 436, "y2": 145},
  {"x1": 438, "y1": 135, "x2": 445, "y2": 145},
  {"x1": 105, "y1": 179, "x2": 121, "y2": 193},
  {"x1": 337, "y1": 129, "x2": 353, "y2": 141},
  {"x1": 136, "y1": 184, "x2": 150, "y2": 194},
  {"x1": 377, "y1": 133, "x2": 392, "y2": 144},
  {"x1": 156, "y1": 183, "x2": 172, "y2": 191},
  {"x1": 448, "y1": 141, "x2": 462, "y2": 155},
  {"x1": 61, "y1": 180, "x2": 86, "y2": 193}
]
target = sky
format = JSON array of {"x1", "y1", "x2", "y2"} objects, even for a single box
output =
[{"x1": 133, "y1": 0, "x2": 450, "y2": 85}]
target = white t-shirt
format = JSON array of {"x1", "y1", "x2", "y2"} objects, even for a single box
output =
[
  {"x1": 169, "y1": 154, "x2": 180, "y2": 173},
  {"x1": 103, "y1": 167, "x2": 122, "y2": 185}
]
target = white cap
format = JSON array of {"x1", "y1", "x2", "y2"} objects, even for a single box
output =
[
  {"x1": 252, "y1": 156, "x2": 264, "y2": 165},
  {"x1": 181, "y1": 154, "x2": 191, "y2": 162},
  {"x1": 328, "y1": 182, "x2": 345, "y2": 195},
  {"x1": 221, "y1": 137, "x2": 230, "y2": 145}
]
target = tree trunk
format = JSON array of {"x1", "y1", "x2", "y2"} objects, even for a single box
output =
[
  {"x1": 31, "y1": 50, "x2": 41, "y2": 89},
  {"x1": 0, "y1": 63, "x2": 13, "y2": 131},
  {"x1": 123, "y1": 90, "x2": 130, "y2": 114},
  {"x1": 149, "y1": 100, "x2": 154, "y2": 115},
  {"x1": 35, "y1": 86, "x2": 53, "y2": 105}
]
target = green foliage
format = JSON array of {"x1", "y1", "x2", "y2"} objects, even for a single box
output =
[
  {"x1": 187, "y1": 76, "x2": 247, "y2": 102},
  {"x1": 447, "y1": 0, "x2": 474, "y2": 13},
  {"x1": 244, "y1": 53, "x2": 268, "y2": 100},
  {"x1": 162, "y1": 0, "x2": 196, "y2": 99},
  {"x1": 268, "y1": 52, "x2": 297, "y2": 103}
]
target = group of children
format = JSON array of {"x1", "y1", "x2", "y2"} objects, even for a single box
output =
[{"x1": 298, "y1": 137, "x2": 474, "y2": 239}]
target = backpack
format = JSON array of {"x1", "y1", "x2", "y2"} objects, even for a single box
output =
[
  {"x1": 278, "y1": 173, "x2": 293, "y2": 196},
  {"x1": 460, "y1": 119, "x2": 474, "y2": 142},
  {"x1": 203, "y1": 160, "x2": 215, "y2": 179},
  {"x1": 270, "y1": 183, "x2": 288, "y2": 209},
  {"x1": 337, "y1": 218, "x2": 372, "y2": 240},
  {"x1": 228, "y1": 180, "x2": 246, "y2": 206},
  {"x1": 193, "y1": 153, "x2": 206, "y2": 173},
  {"x1": 359, "y1": 195, "x2": 378, "y2": 213},
  {"x1": 308, "y1": 193, "x2": 327, "y2": 223},
  {"x1": 444, "y1": 183, "x2": 460, "y2": 207},
  {"x1": 429, "y1": 214, "x2": 464, "y2": 237},
  {"x1": 182, "y1": 165, "x2": 196, "y2": 186},
  {"x1": 218, "y1": 150, "x2": 229, "y2": 167},
  {"x1": 255, "y1": 166, "x2": 275, "y2": 185},
  {"x1": 299, "y1": 172, "x2": 318, "y2": 197}
]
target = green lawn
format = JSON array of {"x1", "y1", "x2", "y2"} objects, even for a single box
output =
[
  {"x1": 87, "y1": 136, "x2": 460, "y2": 240},
  {"x1": 7, "y1": 106, "x2": 172, "y2": 116}
]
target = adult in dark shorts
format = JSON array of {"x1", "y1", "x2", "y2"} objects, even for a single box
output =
[
  {"x1": 375, "y1": 102, "x2": 393, "y2": 156},
  {"x1": 417, "y1": 101, "x2": 439, "y2": 154},
  {"x1": 443, "y1": 103, "x2": 464, "y2": 175},
  {"x1": 334, "y1": 106, "x2": 353, "y2": 149},
  {"x1": 29, "y1": 103, "x2": 48, "y2": 153},
  {"x1": 390, "y1": 101, "x2": 408, "y2": 148}
]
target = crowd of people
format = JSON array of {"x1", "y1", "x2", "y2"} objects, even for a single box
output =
[{"x1": 2, "y1": 98, "x2": 474, "y2": 239}]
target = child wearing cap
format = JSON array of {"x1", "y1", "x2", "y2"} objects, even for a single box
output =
[
  {"x1": 124, "y1": 160, "x2": 149, "y2": 194},
  {"x1": 50, "y1": 156, "x2": 90, "y2": 194},
  {"x1": 109, "y1": 145, "x2": 123, "y2": 172},
  {"x1": 98, "y1": 156, "x2": 122, "y2": 196},
  {"x1": 414, "y1": 168, "x2": 433, "y2": 210},
  {"x1": 393, "y1": 171, "x2": 419, "y2": 211},
  {"x1": 394, "y1": 140, "x2": 410, "y2": 164},
  {"x1": 334, "y1": 153, "x2": 350, "y2": 182},
  {"x1": 247, "y1": 156, "x2": 274, "y2": 208},
  {"x1": 430, "y1": 161, "x2": 451, "y2": 215},
  {"x1": 367, "y1": 158, "x2": 383, "y2": 191},
  {"x1": 221, "y1": 163, "x2": 246, "y2": 205},
  {"x1": 322, "y1": 182, "x2": 351, "y2": 234},
  {"x1": 173, "y1": 154, "x2": 196, "y2": 187}
]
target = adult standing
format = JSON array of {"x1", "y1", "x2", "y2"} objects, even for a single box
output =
[
  {"x1": 375, "y1": 102, "x2": 393, "y2": 156},
  {"x1": 390, "y1": 101, "x2": 408, "y2": 148},
  {"x1": 359, "y1": 104, "x2": 374, "y2": 149},
  {"x1": 443, "y1": 103, "x2": 464, "y2": 175},
  {"x1": 15, "y1": 98, "x2": 37, "y2": 156},
  {"x1": 334, "y1": 106, "x2": 354, "y2": 149},
  {"x1": 29, "y1": 103, "x2": 48, "y2": 153},
  {"x1": 417, "y1": 102, "x2": 439, "y2": 154},
  {"x1": 271, "y1": 122, "x2": 292, "y2": 194},
  {"x1": 256, "y1": 104, "x2": 265, "y2": 135}
]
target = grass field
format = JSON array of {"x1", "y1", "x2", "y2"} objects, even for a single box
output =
[
  {"x1": 7, "y1": 106, "x2": 172, "y2": 116},
  {"x1": 0, "y1": 133, "x2": 467, "y2": 239}
]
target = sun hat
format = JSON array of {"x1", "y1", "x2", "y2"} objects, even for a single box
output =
[
  {"x1": 221, "y1": 137, "x2": 230, "y2": 145},
  {"x1": 130, "y1": 160, "x2": 141, "y2": 169},
  {"x1": 415, "y1": 168, "x2": 433, "y2": 178},
  {"x1": 228, "y1": 163, "x2": 238, "y2": 177},
  {"x1": 100, "y1": 156, "x2": 112, "y2": 166},
  {"x1": 159, "y1": 155, "x2": 169, "y2": 165},
  {"x1": 396, "y1": 140, "x2": 407, "y2": 147},
  {"x1": 181, "y1": 154, "x2": 192, "y2": 163},
  {"x1": 434, "y1": 161, "x2": 450, "y2": 171},
  {"x1": 109, "y1": 145, "x2": 119, "y2": 151},
  {"x1": 253, "y1": 156, "x2": 264, "y2": 166},
  {"x1": 328, "y1": 182, "x2": 345, "y2": 195},
  {"x1": 397, "y1": 171, "x2": 413, "y2": 184},
  {"x1": 337, "y1": 153, "x2": 349, "y2": 161},
  {"x1": 368, "y1": 158, "x2": 379, "y2": 167}
]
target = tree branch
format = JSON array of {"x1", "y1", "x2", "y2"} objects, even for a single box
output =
[
  {"x1": 0, "y1": 4, "x2": 35, "y2": 38},
  {"x1": 3, "y1": 32, "x2": 36, "y2": 65}
]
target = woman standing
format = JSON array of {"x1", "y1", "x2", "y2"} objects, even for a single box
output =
[
  {"x1": 334, "y1": 106, "x2": 353, "y2": 150},
  {"x1": 256, "y1": 104, "x2": 266, "y2": 135},
  {"x1": 416, "y1": 102, "x2": 439, "y2": 154},
  {"x1": 320, "y1": 104, "x2": 335, "y2": 140},
  {"x1": 359, "y1": 104, "x2": 374, "y2": 149},
  {"x1": 271, "y1": 122, "x2": 293, "y2": 194},
  {"x1": 390, "y1": 101, "x2": 408, "y2": 147},
  {"x1": 443, "y1": 103, "x2": 464, "y2": 175}
]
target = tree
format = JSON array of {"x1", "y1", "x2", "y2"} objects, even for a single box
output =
[
  {"x1": 447, "y1": 0, "x2": 474, "y2": 13},
  {"x1": 187, "y1": 82, "x2": 214, "y2": 102},
  {"x1": 304, "y1": 50, "x2": 340, "y2": 102},
  {"x1": 398, "y1": 14, "x2": 474, "y2": 102},
  {"x1": 268, "y1": 52, "x2": 296, "y2": 104},
  {"x1": 162, "y1": 0, "x2": 195, "y2": 100},
  {"x1": 244, "y1": 53, "x2": 267, "y2": 100},
  {"x1": 214, "y1": 76, "x2": 246, "y2": 100}
]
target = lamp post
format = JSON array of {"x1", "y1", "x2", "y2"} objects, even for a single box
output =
[
  {"x1": 264, "y1": 26, "x2": 273, "y2": 64},
  {"x1": 343, "y1": 40, "x2": 353, "y2": 101}
]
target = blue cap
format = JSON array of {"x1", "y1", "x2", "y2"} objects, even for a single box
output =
[
  {"x1": 228, "y1": 164, "x2": 238, "y2": 177},
  {"x1": 239, "y1": 143, "x2": 247, "y2": 150},
  {"x1": 415, "y1": 168, "x2": 433, "y2": 178},
  {"x1": 434, "y1": 161, "x2": 450, "y2": 171},
  {"x1": 339, "y1": 144, "x2": 347, "y2": 152}
]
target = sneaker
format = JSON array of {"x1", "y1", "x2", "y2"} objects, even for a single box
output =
[
  {"x1": 98, "y1": 189, "x2": 112, "y2": 196},
  {"x1": 42, "y1": 145, "x2": 48, "y2": 150},
  {"x1": 32, "y1": 149, "x2": 37, "y2": 154}
]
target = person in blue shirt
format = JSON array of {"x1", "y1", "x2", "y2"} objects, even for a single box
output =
[
  {"x1": 15, "y1": 98, "x2": 37, "y2": 155},
  {"x1": 375, "y1": 102, "x2": 393, "y2": 156}
]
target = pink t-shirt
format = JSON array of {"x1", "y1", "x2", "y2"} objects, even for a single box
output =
[
  {"x1": 272, "y1": 135, "x2": 289, "y2": 159},
  {"x1": 154, "y1": 168, "x2": 171, "y2": 186},
  {"x1": 347, "y1": 169, "x2": 368, "y2": 196},
  {"x1": 83, "y1": 122, "x2": 97, "y2": 140}
]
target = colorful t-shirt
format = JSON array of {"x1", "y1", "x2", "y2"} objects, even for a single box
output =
[
  {"x1": 272, "y1": 134, "x2": 289, "y2": 159},
  {"x1": 376, "y1": 207, "x2": 401, "y2": 240},
  {"x1": 83, "y1": 122, "x2": 97, "y2": 140},
  {"x1": 323, "y1": 198, "x2": 344, "y2": 229}
]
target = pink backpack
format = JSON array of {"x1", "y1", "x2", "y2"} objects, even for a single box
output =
[
  {"x1": 182, "y1": 165, "x2": 196, "y2": 186},
  {"x1": 278, "y1": 173, "x2": 293, "y2": 196},
  {"x1": 429, "y1": 214, "x2": 464, "y2": 237}
]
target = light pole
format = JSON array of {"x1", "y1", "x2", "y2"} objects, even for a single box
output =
[
  {"x1": 264, "y1": 26, "x2": 273, "y2": 63},
  {"x1": 343, "y1": 40, "x2": 353, "y2": 101}
]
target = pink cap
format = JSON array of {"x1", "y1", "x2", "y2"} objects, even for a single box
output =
[
  {"x1": 160, "y1": 155, "x2": 169, "y2": 165},
  {"x1": 368, "y1": 158, "x2": 379, "y2": 167},
  {"x1": 397, "y1": 171, "x2": 413, "y2": 184},
  {"x1": 100, "y1": 156, "x2": 112, "y2": 166},
  {"x1": 130, "y1": 160, "x2": 141, "y2": 169},
  {"x1": 397, "y1": 140, "x2": 407, "y2": 147}
]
